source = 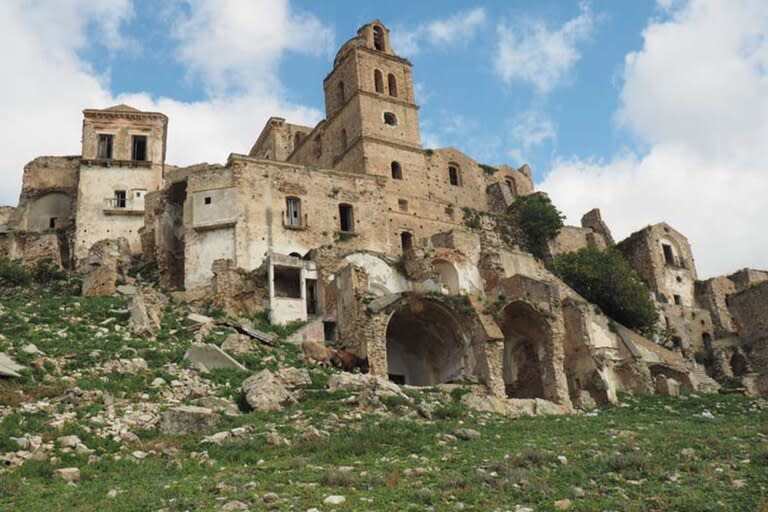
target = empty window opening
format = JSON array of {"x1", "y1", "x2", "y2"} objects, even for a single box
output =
[
  {"x1": 306, "y1": 279, "x2": 318, "y2": 315},
  {"x1": 338, "y1": 81, "x2": 345, "y2": 104},
  {"x1": 97, "y1": 134, "x2": 114, "y2": 159},
  {"x1": 273, "y1": 266, "x2": 301, "y2": 298},
  {"x1": 373, "y1": 25, "x2": 385, "y2": 51},
  {"x1": 730, "y1": 352, "x2": 749, "y2": 376},
  {"x1": 673, "y1": 294, "x2": 682, "y2": 305},
  {"x1": 383, "y1": 112, "x2": 397, "y2": 126},
  {"x1": 388, "y1": 73, "x2": 398, "y2": 97},
  {"x1": 401, "y1": 231, "x2": 414, "y2": 251},
  {"x1": 289, "y1": 252, "x2": 302, "y2": 258},
  {"x1": 285, "y1": 197, "x2": 302, "y2": 227},
  {"x1": 339, "y1": 203, "x2": 354, "y2": 232},
  {"x1": 340, "y1": 128, "x2": 348, "y2": 150},
  {"x1": 391, "y1": 161, "x2": 402, "y2": 179},
  {"x1": 294, "y1": 132, "x2": 303, "y2": 147},
  {"x1": 398, "y1": 199, "x2": 408, "y2": 211},
  {"x1": 114, "y1": 190, "x2": 126, "y2": 208},
  {"x1": 448, "y1": 165, "x2": 461, "y2": 186},
  {"x1": 132, "y1": 135, "x2": 148, "y2": 161},
  {"x1": 702, "y1": 332, "x2": 712, "y2": 352},
  {"x1": 49, "y1": 217, "x2": 57, "y2": 229},
  {"x1": 662, "y1": 243, "x2": 676, "y2": 266},
  {"x1": 506, "y1": 178, "x2": 517, "y2": 196},
  {"x1": 388, "y1": 374, "x2": 405, "y2": 385},
  {"x1": 323, "y1": 321, "x2": 337, "y2": 342},
  {"x1": 204, "y1": 196, "x2": 212, "y2": 205},
  {"x1": 672, "y1": 336, "x2": 682, "y2": 349},
  {"x1": 134, "y1": 190, "x2": 144, "y2": 199},
  {"x1": 374, "y1": 70, "x2": 384, "y2": 93}
]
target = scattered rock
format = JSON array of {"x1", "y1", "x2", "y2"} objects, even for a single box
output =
[
  {"x1": 0, "y1": 352, "x2": 24, "y2": 377},
  {"x1": 160, "y1": 405, "x2": 221, "y2": 435},
  {"x1": 116, "y1": 284, "x2": 137, "y2": 296},
  {"x1": 266, "y1": 431, "x2": 290, "y2": 447},
  {"x1": 276, "y1": 367, "x2": 311, "y2": 389},
  {"x1": 57, "y1": 435, "x2": 81, "y2": 449},
  {"x1": 323, "y1": 495, "x2": 346, "y2": 505},
  {"x1": 573, "y1": 390, "x2": 598, "y2": 410},
  {"x1": 80, "y1": 238, "x2": 131, "y2": 297},
  {"x1": 680, "y1": 448, "x2": 696, "y2": 459},
  {"x1": 185, "y1": 313, "x2": 214, "y2": 328},
  {"x1": 197, "y1": 396, "x2": 240, "y2": 416},
  {"x1": 242, "y1": 369, "x2": 295, "y2": 411},
  {"x1": 554, "y1": 498, "x2": 572, "y2": 510},
  {"x1": 327, "y1": 373, "x2": 405, "y2": 399},
  {"x1": 454, "y1": 428, "x2": 481, "y2": 441},
  {"x1": 557, "y1": 455, "x2": 568, "y2": 465},
  {"x1": 128, "y1": 292, "x2": 163, "y2": 338},
  {"x1": 461, "y1": 393, "x2": 510, "y2": 415},
  {"x1": 260, "y1": 492, "x2": 279, "y2": 504},
  {"x1": 54, "y1": 467, "x2": 80, "y2": 483},
  {"x1": 184, "y1": 343, "x2": 247, "y2": 372},
  {"x1": 221, "y1": 333, "x2": 256, "y2": 355},
  {"x1": 21, "y1": 343, "x2": 43, "y2": 355},
  {"x1": 220, "y1": 500, "x2": 249, "y2": 511}
]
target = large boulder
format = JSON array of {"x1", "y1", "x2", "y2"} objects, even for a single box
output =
[
  {"x1": 242, "y1": 369, "x2": 295, "y2": 411},
  {"x1": 327, "y1": 373, "x2": 406, "y2": 398},
  {"x1": 160, "y1": 405, "x2": 221, "y2": 435},
  {"x1": 184, "y1": 343, "x2": 247, "y2": 372},
  {"x1": 128, "y1": 291, "x2": 163, "y2": 338},
  {"x1": 80, "y1": 238, "x2": 131, "y2": 296}
]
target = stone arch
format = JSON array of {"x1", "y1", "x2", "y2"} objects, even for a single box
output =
[
  {"x1": 730, "y1": 351, "x2": 750, "y2": 376},
  {"x1": 23, "y1": 192, "x2": 72, "y2": 231},
  {"x1": 387, "y1": 73, "x2": 398, "y2": 97},
  {"x1": 374, "y1": 70, "x2": 384, "y2": 93},
  {"x1": 373, "y1": 25, "x2": 386, "y2": 51},
  {"x1": 499, "y1": 301, "x2": 552, "y2": 399},
  {"x1": 385, "y1": 298, "x2": 467, "y2": 386},
  {"x1": 433, "y1": 259, "x2": 459, "y2": 294}
]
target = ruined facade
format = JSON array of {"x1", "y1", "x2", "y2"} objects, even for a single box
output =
[{"x1": 3, "y1": 20, "x2": 767, "y2": 404}]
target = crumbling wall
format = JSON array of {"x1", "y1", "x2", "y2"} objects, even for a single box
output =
[{"x1": 728, "y1": 281, "x2": 768, "y2": 370}]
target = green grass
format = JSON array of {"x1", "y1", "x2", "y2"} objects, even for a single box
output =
[{"x1": 1, "y1": 292, "x2": 768, "y2": 511}]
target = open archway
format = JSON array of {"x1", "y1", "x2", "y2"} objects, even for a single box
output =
[
  {"x1": 386, "y1": 299, "x2": 465, "y2": 386},
  {"x1": 500, "y1": 301, "x2": 551, "y2": 399},
  {"x1": 433, "y1": 259, "x2": 459, "y2": 294},
  {"x1": 730, "y1": 352, "x2": 750, "y2": 376}
]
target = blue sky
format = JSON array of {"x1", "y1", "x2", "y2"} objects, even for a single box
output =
[{"x1": 1, "y1": 0, "x2": 767, "y2": 276}]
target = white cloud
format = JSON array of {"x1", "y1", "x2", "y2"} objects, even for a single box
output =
[
  {"x1": 0, "y1": 0, "x2": 328, "y2": 206},
  {"x1": 392, "y1": 7, "x2": 486, "y2": 57},
  {"x1": 508, "y1": 110, "x2": 556, "y2": 162},
  {"x1": 494, "y1": 2, "x2": 594, "y2": 94},
  {"x1": 541, "y1": 0, "x2": 768, "y2": 277}
]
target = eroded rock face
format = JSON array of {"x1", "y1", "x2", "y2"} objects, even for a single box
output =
[
  {"x1": 242, "y1": 369, "x2": 295, "y2": 411},
  {"x1": 80, "y1": 238, "x2": 131, "y2": 297},
  {"x1": 160, "y1": 405, "x2": 221, "y2": 435}
]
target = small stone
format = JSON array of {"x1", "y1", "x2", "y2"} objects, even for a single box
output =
[
  {"x1": 107, "y1": 489, "x2": 119, "y2": 498},
  {"x1": 57, "y1": 435, "x2": 81, "y2": 449},
  {"x1": 261, "y1": 492, "x2": 279, "y2": 503},
  {"x1": 573, "y1": 486, "x2": 585, "y2": 498},
  {"x1": 454, "y1": 428, "x2": 481, "y2": 441},
  {"x1": 21, "y1": 343, "x2": 43, "y2": 355},
  {"x1": 557, "y1": 455, "x2": 568, "y2": 465},
  {"x1": 680, "y1": 448, "x2": 695, "y2": 459},
  {"x1": 220, "y1": 501, "x2": 249, "y2": 511},
  {"x1": 132, "y1": 450, "x2": 148, "y2": 459},
  {"x1": 54, "y1": 467, "x2": 80, "y2": 482},
  {"x1": 554, "y1": 498, "x2": 572, "y2": 510},
  {"x1": 323, "y1": 495, "x2": 346, "y2": 505},
  {"x1": 732, "y1": 479, "x2": 746, "y2": 488},
  {"x1": 151, "y1": 377, "x2": 167, "y2": 388}
]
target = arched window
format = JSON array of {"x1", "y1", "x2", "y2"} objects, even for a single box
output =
[
  {"x1": 338, "y1": 81, "x2": 345, "y2": 104},
  {"x1": 401, "y1": 231, "x2": 414, "y2": 252},
  {"x1": 448, "y1": 164, "x2": 461, "y2": 186},
  {"x1": 374, "y1": 70, "x2": 384, "y2": 93},
  {"x1": 391, "y1": 161, "x2": 402, "y2": 179},
  {"x1": 383, "y1": 112, "x2": 398, "y2": 126},
  {"x1": 388, "y1": 73, "x2": 398, "y2": 97},
  {"x1": 339, "y1": 203, "x2": 354, "y2": 232},
  {"x1": 340, "y1": 129, "x2": 348, "y2": 150},
  {"x1": 285, "y1": 197, "x2": 302, "y2": 228},
  {"x1": 373, "y1": 25, "x2": 385, "y2": 51}
]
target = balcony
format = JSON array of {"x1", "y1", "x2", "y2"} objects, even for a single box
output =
[
  {"x1": 82, "y1": 158, "x2": 152, "y2": 169},
  {"x1": 103, "y1": 198, "x2": 144, "y2": 216}
]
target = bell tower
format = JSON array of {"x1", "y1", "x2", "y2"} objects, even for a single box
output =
[{"x1": 322, "y1": 20, "x2": 422, "y2": 176}]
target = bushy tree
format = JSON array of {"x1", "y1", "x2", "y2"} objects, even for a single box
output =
[
  {"x1": 502, "y1": 194, "x2": 564, "y2": 259},
  {"x1": 554, "y1": 248, "x2": 659, "y2": 334}
]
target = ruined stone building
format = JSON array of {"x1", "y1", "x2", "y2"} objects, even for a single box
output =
[{"x1": 1, "y1": 21, "x2": 766, "y2": 406}]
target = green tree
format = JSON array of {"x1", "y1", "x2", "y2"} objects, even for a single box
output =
[
  {"x1": 502, "y1": 194, "x2": 564, "y2": 259},
  {"x1": 554, "y1": 248, "x2": 659, "y2": 334}
]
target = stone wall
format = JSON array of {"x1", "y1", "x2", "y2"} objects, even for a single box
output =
[{"x1": 728, "y1": 282, "x2": 768, "y2": 369}]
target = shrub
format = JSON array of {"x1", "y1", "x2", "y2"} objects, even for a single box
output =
[
  {"x1": 0, "y1": 259, "x2": 32, "y2": 286},
  {"x1": 501, "y1": 194, "x2": 564, "y2": 259},
  {"x1": 554, "y1": 248, "x2": 659, "y2": 334}
]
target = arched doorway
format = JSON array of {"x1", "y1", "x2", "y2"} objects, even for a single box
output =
[
  {"x1": 500, "y1": 301, "x2": 551, "y2": 399},
  {"x1": 730, "y1": 352, "x2": 750, "y2": 376},
  {"x1": 386, "y1": 299, "x2": 465, "y2": 386}
]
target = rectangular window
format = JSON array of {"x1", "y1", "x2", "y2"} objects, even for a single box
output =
[
  {"x1": 114, "y1": 190, "x2": 127, "y2": 208},
  {"x1": 273, "y1": 266, "x2": 302, "y2": 298},
  {"x1": 204, "y1": 196, "x2": 212, "y2": 205},
  {"x1": 132, "y1": 135, "x2": 148, "y2": 161},
  {"x1": 286, "y1": 197, "x2": 302, "y2": 227},
  {"x1": 673, "y1": 294, "x2": 682, "y2": 305},
  {"x1": 662, "y1": 244, "x2": 675, "y2": 266},
  {"x1": 339, "y1": 204, "x2": 354, "y2": 232},
  {"x1": 97, "y1": 134, "x2": 114, "y2": 159},
  {"x1": 449, "y1": 165, "x2": 460, "y2": 186},
  {"x1": 398, "y1": 199, "x2": 408, "y2": 211}
]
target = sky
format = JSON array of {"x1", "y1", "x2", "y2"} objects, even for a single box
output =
[{"x1": 1, "y1": 0, "x2": 766, "y2": 278}]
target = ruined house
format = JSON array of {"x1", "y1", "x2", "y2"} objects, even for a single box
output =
[{"x1": 2, "y1": 20, "x2": 767, "y2": 405}]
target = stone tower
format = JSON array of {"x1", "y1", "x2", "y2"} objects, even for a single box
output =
[{"x1": 322, "y1": 20, "x2": 422, "y2": 177}]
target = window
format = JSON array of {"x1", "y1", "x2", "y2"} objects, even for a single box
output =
[
  {"x1": 273, "y1": 266, "x2": 301, "y2": 298},
  {"x1": 339, "y1": 203, "x2": 354, "y2": 232},
  {"x1": 49, "y1": 217, "x2": 57, "y2": 229},
  {"x1": 398, "y1": 199, "x2": 408, "y2": 211},
  {"x1": 285, "y1": 197, "x2": 302, "y2": 227},
  {"x1": 662, "y1": 243, "x2": 675, "y2": 266},
  {"x1": 401, "y1": 231, "x2": 414, "y2": 251},
  {"x1": 383, "y1": 112, "x2": 397, "y2": 126},
  {"x1": 391, "y1": 161, "x2": 402, "y2": 179},
  {"x1": 673, "y1": 294, "x2": 682, "y2": 305},
  {"x1": 374, "y1": 70, "x2": 384, "y2": 93},
  {"x1": 338, "y1": 81, "x2": 345, "y2": 104},
  {"x1": 204, "y1": 196, "x2": 212, "y2": 205},
  {"x1": 373, "y1": 25, "x2": 385, "y2": 51},
  {"x1": 324, "y1": 321, "x2": 337, "y2": 342},
  {"x1": 448, "y1": 164, "x2": 461, "y2": 186},
  {"x1": 388, "y1": 73, "x2": 398, "y2": 97},
  {"x1": 97, "y1": 134, "x2": 114, "y2": 159},
  {"x1": 306, "y1": 279, "x2": 318, "y2": 314},
  {"x1": 131, "y1": 135, "x2": 147, "y2": 161},
  {"x1": 114, "y1": 190, "x2": 127, "y2": 208}
]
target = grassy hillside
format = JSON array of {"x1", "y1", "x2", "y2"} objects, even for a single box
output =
[{"x1": 1, "y1": 291, "x2": 767, "y2": 511}]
